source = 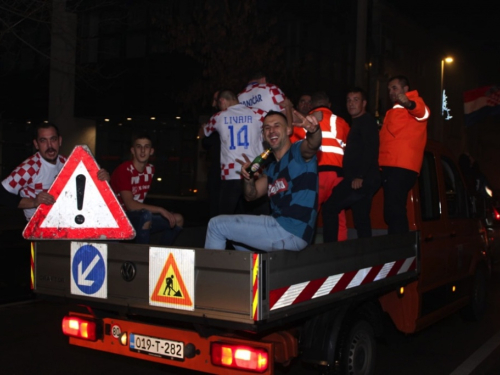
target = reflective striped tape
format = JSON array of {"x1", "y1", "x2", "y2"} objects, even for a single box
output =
[
  {"x1": 416, "y1": 106, "x2": 430, "y2": 121},
  {"x1": 30, "y1": 242, "x2": 35, "y2": 290},
  {"x1": 319, "y1": 145, "x2": 344, "y2": 155},
  {"x1": 269, "y1": 256, "x2": 416, "y2": 311},
  {"x1": 252, "y1": 254, "x2": 259, "y2": 320},
  {"x1": 392, "y1": 104, "x2": 430, "y2": 121}
]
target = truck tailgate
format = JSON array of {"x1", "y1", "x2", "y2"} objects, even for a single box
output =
[{"x1": 34, "y1": 232, "x2": 418, "y2": 328}]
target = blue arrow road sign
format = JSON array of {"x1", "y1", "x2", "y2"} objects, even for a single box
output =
[{"x1": 71, "y1": 244, "x2": 106, "y2": 295}]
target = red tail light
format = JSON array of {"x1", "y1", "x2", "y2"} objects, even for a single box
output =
[
  {"x1": 62, "y1": 316, "x2": 98, "y2": 341},
  {"x1": 211, "y1": 342, "x2": 268, "y2": 373},
  {"x1": 494, "y1": 207, "x2": 500, "y2": 220}
]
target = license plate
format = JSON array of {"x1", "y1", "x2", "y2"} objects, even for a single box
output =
[{"x1": 130, "y1": 333, "x2": 184, "y2": 360}]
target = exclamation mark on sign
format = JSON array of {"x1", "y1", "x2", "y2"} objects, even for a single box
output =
[{"x1": 75, "y1": 174, "x2": 86, "y2": 225}]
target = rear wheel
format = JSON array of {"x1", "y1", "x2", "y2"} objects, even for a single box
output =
[
  {"x1": 340, "y1": 319, "x2": 376, "y2": 375},
  {"x1": 461, "y1": 266, "x2": 488, "y2": 321}
]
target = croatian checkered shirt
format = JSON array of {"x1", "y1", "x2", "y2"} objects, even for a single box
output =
[
  {"x1": 204, "y1": 104, "x2": 265, "y2": 180},
  {"x1": 1, "y1": 152, "x2": 67, "y2": 220},
  {"x1": 238, "y1": 82, "x2": 286, "y2": 112},
  {"x1": 110, "y1": 160, "x2": 155, "y2": 209}
]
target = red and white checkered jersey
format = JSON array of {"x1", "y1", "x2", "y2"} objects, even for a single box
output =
[
  {"x1": 238, "y1": 82, "x2": 286, "y2": 113},
  {"x1": 1, "y1": 152, "x2": 67, "y2": 220},
  {"x1": 204, "y1": 104, "x2": 265, "y2": 180},
  {"x1": 110, "y1": 160, "x2": 155, "y2": 208}
]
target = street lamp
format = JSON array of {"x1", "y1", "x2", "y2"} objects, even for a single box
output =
[{"x1": 441, "y1": 57, "x2": 454, "y2": 118}]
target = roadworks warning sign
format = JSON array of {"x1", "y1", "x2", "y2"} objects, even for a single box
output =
[{"x1": 149, "y1": 247, "x2": 194, "y2": 311}]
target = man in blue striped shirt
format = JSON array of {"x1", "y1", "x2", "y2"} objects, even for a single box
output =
[{"x1": 205, "y1": 109, "x2": 322, "y2": 251}]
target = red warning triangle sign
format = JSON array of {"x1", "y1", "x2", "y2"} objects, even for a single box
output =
[
  {"x1": 151, "y1": 253, "x2": 193, "y2": 307},
  {"x1": 23, "y1": 145, "x2": 135, "y2": 240}
]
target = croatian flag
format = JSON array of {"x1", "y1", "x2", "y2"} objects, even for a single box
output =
[{"x1": 463, "y1": 85, "x2": 500, "y2": 126}]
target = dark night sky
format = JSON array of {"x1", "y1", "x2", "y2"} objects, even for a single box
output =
[{"x1": 385, "y1": 0, "x2": 500, "y2": 49}]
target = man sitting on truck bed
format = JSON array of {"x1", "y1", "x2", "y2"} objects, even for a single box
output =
[
  {"x1": 110, "y1": 133, "x2": 183, "y2": 246},
  {"x1": 204, "y1": 110, "x2": 322, "y2": 251}
]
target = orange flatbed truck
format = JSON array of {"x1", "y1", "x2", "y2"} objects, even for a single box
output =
[{"x1": 32, "y1": 141, "x2": 489, "y2": 375}]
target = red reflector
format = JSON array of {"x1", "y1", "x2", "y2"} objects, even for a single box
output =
[
  {"x1": 211, "y1": 342, "x2": 268, "y2": 373},
  {"x1": 62, "y1": 316, "x2": 98, "y2": 341}
]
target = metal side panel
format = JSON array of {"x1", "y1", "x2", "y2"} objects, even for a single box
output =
[
  {"x1": 263, "y1": 232, "x2": 420, "y2": 321},
  {"x1": 34, "y1": 241, "x2": 256, "y2": 324}
]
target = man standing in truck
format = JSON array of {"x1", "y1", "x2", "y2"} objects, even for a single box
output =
[
  {"x1": 289, "y1": 91, "x2": 351, "y2": 241},
  {"x1": 322, "y1": 87, "x2": 381, "y2": 241},
  {"x1": 204, "y1": 110, "x2": 322, "y2": 251},
  {"x1": 200, "y1": 89, "x2": 269, "y2": 216},
  {"x1": 110, "y1": 133, "x2": 183, "y2": 245},
  {"x1": 238, "y1": 71, "x2": 287, "y2": 113},
  {"x1": 379, "y1": 76, "x2": 430, "y2": 234}
]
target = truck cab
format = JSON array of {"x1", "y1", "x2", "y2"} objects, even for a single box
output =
[
  {"x1": 298, "y1": 140, "x2": 490, "y2": 374},
  {"x1": 372, "y1": 140, "x2": 489, "y2": 333}
]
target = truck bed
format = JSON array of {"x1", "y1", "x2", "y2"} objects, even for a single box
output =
[{"x1": 34, "y1": 232, "x2": 419, "y2": 331}]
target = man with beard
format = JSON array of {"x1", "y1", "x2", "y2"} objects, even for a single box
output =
[
  {"x1": 379, "y1": 76, "x2": 430, "y2": 234},
  {"x1": 0, "y1": 122, "x2": 109, "y2": 220},
  {"x1": 204, "y1": 110, "x2": 322, "y2": 251}
]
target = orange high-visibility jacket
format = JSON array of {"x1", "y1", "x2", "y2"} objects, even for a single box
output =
[
  {"x1": 315, "y1": 107, "x2": 350, "y2": 168},
  {"x1": 379, "y1": 90, "x2": 430, "y2": 173}
]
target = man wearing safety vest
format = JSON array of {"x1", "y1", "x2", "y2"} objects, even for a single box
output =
[
  {"x1": 293, "y1": 91, "x2": 350, "y2": 241},
  {"x1": 379, "y1": 75, "x2": 430, "y2": 234}
]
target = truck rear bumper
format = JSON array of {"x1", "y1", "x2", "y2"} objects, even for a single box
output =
[{"x1": 66, "y1": 312, "x2": 280, "y2": 375}]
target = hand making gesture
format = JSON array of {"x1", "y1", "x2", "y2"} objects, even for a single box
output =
[
  {"x1": 292, "y1": 110, "x2": 322, "y2": 160},
  {"x1": 292, "y1": 110, "x2": 321, "y2": 134}
]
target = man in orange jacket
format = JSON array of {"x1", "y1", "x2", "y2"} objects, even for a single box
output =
[{"x1": 379, "y1": 75, "x2": 430, "y2": 234}]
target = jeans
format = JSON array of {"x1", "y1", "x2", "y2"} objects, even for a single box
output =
[
  {"x1": 127, "y1": 209, "x2": 182, "y2": 246},
  {"x1": 205, "y1": 214, "x2": 308, "y2": 251}
]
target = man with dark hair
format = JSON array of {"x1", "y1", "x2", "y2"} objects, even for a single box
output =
[
  {"x1": 110, "y1": 133, "x2": 183, "y2": 245},
  {"x1": 379, "y1": 75, "x2": 430, "y2": 234},
  {"x1": 322, "y1": 87, "x2": 381, "y2": 241},
  {"x1": 297, "y1": 94, "x2": 312, "y2": 116},
  {"x1": 205, "y1": 110, "x2": 322, "y2": 251},
  {"x1": 201, "y1": 89, "x2": 222, "y2": 218},
  {"x1": 201, "y1": 89, "x2": 269, "y2": 215},
  {"x1": 290, "y1": 93, "x2": 313, "y2": 143},
  {"x1": 1, "y1": 122, "x2": 109, "y2": 220}
]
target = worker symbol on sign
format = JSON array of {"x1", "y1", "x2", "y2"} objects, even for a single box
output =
[
  {"x1": 150, "y1": 250, "x2": 193, "y2": 310},
  {"x1": 163, "y1": 274, "x2": 182, "y2": 297}
]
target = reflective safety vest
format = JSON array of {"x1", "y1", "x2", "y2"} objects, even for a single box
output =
[{"x1": 314, "y1": 107, "x2": 350, "y2": 169}]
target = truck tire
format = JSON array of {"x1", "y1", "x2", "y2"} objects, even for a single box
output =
[
  {"x1": 339, "y1": 319, "x2": 376, "y2": 375},
  {"x1": 460, "y1": 266, "x2": 487, "y2": 322}
]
